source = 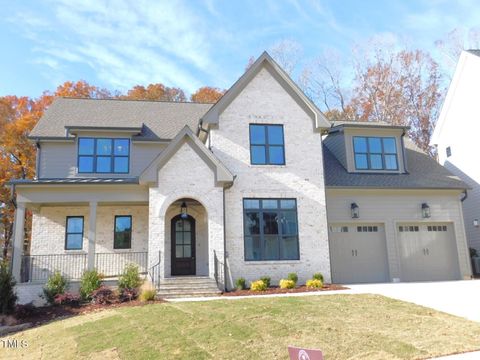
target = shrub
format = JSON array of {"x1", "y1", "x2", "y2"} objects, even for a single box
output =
[
  {"x1": 235, "y1": 277, "x2": 246, "y2": 291},
  {"x1": 287, "y1": 272, "x2": 298, "y2": 284},
  {"x1": 250, "y1": 280, "x2": 267, "y2": 291},
  {"x1": 139, "y1": 288, "x2": 156, "y2": 302},
  {"x1": 260, "y1": 276, "x2": 271, "y2": 288},
  {"x1": 119, "y1": 287, "x2": 139, "y2": 302},
  {"x1": 91, "y1": 286, "x2": 118, "y2": 305},
  {"x1": 54, "y1": 292, "x2": 81, "y2": 306},
  {"x1": 80, "y1": 269, "x2": 103, "y2": 301},
  {"x1": 15, "y1": 303, "x2": 37, "y2": 320},
  {"x1": 0, "y1": 261, "x2": 17, "y2": 314},
  {"x1": 306, "y1": 279, "x2": 323, "y2": 289},
  {"x1": 118, "y1": 264, "x2": 142, "y2": 291},
  {"x1": 279, "y1": 279, "x2": 295, "y2": 289},
  {"x1": 43, "y1": 271, "x2": 68, "y2": 305},
  {"x1": 312, "y1": 273, "x2": 324, "y2": 282}
]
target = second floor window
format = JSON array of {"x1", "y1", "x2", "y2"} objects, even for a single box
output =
[
  {"x1": 353, "y1": 136, "x2": 398, "y2": 171},
  {"x1": 249, "y1": 124, "x2": 285, "y2": 165},
  {"x1": 78, "y1": 138, "x2": 130, "y2": 174}
]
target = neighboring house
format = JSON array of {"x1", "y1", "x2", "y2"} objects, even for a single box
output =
[
  {"x1": 431, "y1": 49, "x2": 480, "y2": 257},
  {"x1": 9, "y1": 52, "x2": 472, "y2": 303}
]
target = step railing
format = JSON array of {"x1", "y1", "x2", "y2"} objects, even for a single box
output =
[
  {"x1": 148, "y1": 250, "x2": 161, "y2": 289},
  {"x1": 213, "y1": 250, "x2": 225, "y2": 289}
]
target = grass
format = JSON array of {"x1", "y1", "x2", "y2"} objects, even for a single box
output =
[{"x1": 2, "y1": 294, "x2": 480, "y2": 359}]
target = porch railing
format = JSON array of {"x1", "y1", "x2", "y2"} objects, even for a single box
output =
[{"x1": 20, "y1": 251, "x2": 148, "y2": 283}]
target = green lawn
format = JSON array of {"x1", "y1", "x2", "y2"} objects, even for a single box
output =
[{"x1": 2, "y1": 294, "x2": 480, "y2": 359}]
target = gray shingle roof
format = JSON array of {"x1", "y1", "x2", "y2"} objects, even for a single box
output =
[
  {"x1": 29, "y1": 98, "x2": 213, "y2": 140},
  {"x1": 466, "y1": 49, "x2": 480, "y2": 57},
  {"x1": 323, "y1": 140, "x2": 468, "y2": 190},
  {"x1": 9, "y1": 177, "x2": 139, "y2": 185}
]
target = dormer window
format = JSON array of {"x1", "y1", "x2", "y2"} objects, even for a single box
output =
[
  {"x1": 353, "y1": 136, "x2": 398, "y2": 171},
  {"x1": 78, "y1": 138, "x2": 130, "y2": 174}
]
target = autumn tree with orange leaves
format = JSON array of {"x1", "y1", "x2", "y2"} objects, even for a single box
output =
[{"x1": 190, "y1": 87, "x2": 224, "y2": 103}]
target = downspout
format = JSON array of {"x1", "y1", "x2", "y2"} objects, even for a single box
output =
[
  {"x1": 35, "y1": 140, "x2": 41, "y2": 179},
  {"x1": 461, "y1": 189, "x2": 468, "y2": 202},
  {"x1": 222, "y1": 176, "x2": 236, "y2": 292}
]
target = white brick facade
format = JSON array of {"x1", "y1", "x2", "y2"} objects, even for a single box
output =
[{"x1": 211, "y1": 67, "x2": 331, "y2": 287}]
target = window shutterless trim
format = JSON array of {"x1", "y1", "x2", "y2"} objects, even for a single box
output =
[
  {"x1": 242, "y1": 198, "x2": 299, "y2": 261},
  {"x1": 249, "y1": 124, "x2": 286, "y2": 165},
  {"x1": 113, "y1": 215, "x2": 132, "y2": 249},
  {"x1": 65, "y1": 216, "x2": 84, "y2": 250},
  {"x1": 353, "y1": 136, "x2": 398, "y2": 171},
  {"x1": 77, "y1": 137, "x2": 130, "y2": 174}
]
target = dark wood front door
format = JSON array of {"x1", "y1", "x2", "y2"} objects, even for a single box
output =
[{"x1": 171, "y1": 215, "x2": 196, "y2": 276}]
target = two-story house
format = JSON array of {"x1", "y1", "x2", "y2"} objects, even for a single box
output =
[
  {"x1": 431, "y1": 50, "x2": 480, "y2": 264},
  {"x1": 10, "y1": 52, "x2": 472, "y2": 303}
]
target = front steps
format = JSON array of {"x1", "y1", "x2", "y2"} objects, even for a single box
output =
[{"x1": 156, "y1": 276, "x2": 222, "y2": 299}]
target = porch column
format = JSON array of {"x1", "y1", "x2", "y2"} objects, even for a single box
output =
[
  {"x1": 11, "y1": 202, "x2": 26, "y2": 282},
  {"x1": 87, "y1": 201, "x2": 97, "y2": 270}
]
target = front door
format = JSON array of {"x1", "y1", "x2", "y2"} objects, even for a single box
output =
[{"x1": 171, "y1": 215, "x2": 196, "y2": 276}]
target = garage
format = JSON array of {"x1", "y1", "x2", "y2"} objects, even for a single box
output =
[
  {"x1": 397, "y1": 223, "x2": 461, "y2": 281},
  {"x1": 329, "y1": 223, "x2": 389, "y2": 284}
]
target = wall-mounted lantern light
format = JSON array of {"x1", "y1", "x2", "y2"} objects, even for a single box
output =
[
  {"x1": 351, "y1": 203, "x2": 359, "y2": 219},
  {"x1": 474, "y1": 219, "x2": 479, "y2": 227},
  {"x1": 421, "y1": 203, "x2": 431, "y2": 218},
  {"x1": 180, "y1": 201, "x2": 188, "y2": 219}
]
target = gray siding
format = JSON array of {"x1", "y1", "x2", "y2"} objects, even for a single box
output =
[{"x1": 39, "y1": 140, "x2": 166, "y2": 178}]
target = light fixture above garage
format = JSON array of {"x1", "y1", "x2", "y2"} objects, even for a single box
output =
[
  {"x1": 421, "y1": 203, "x2": 431, "y2": 218},
  {"x1": 180, "y1": 201, "x2": 188, "y2": 219},
  {"x1": 351, "y1": 203, "x2": 359, "y2": 219},
  {"x1": 474, "y1": 219, "x2": 479, "y2": 227}
]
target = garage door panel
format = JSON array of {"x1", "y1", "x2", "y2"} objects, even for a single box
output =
[
  {"x1": 330, "y1": 224, "x2": 389, "y2": 284},
  {"x1": 398, "y1": 223, "x2": 460, "y2": 282}
]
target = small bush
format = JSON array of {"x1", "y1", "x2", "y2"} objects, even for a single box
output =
[
  {"x1": 43, "y1": 271, "x2": 68, "y2": 305},
  {"x1": 279, "y1": 279, "x2": 295, "y2": 289},
  {"x1": 91, "y1": 286, "x2": 118, "y2": 305},
  {"x1": 119, "y1": 287, "x2": 139, "y2": 302},
  {"x1": 139, "y1": 288, "x2": 156, "y2": 302},
  {"x1": 287, "y1": 273, "x2": 298, "y2": 284},
  {"x1": 312, "y1": 273, "x2": 324, "y2": 282},
  {"x1": 54, "y1": 292, "x2": 81, "y2": 306},
  {"x1": 260, "y1": 276, "x2": 271, "y2": 288},
  {"x1": 80, "y1": 269, "x2": 103, "y2": 301},
  {"x1": 235, "y1": 277, "x2": 246, "y2": 291},
  {"x1": 250, "y1": 280, "x2": 267, "y2": 291},
  {"x1": 306, "y1": 279, "x2": 323, "y2": 289},
  {"x1": 15, "y1": 303, "x2": 37, "y2": 320},
  {"x1": 0, "y1": 261, "x2": 17, "y2": 314},
  {"x1": 118, "y1": 264, "x2": 142, "y2": 291}
]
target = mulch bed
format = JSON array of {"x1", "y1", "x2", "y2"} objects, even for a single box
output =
[
  {"x1": 222, "y1": 283, "x2": 348, "y2": 296},
  {"x1": 4, "y1": 299, "x2": 165, "y2": 331}
]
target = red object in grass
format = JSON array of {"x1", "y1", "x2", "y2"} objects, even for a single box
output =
[{"x1": 288, "y1": 346, "x2": 323, "y2": 360}]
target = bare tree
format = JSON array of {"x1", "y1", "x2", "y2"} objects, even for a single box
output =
[{"x1": 269, "y1": 39, "x2": 303, "y2": 76}]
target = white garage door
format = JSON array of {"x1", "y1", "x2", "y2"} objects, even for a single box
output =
[
  {"x1": 397, "y1": 223, "x2": 460, "y2": 281},
  {"x1": 329, "y1": 224, "x2": 389, "y2": 284}
]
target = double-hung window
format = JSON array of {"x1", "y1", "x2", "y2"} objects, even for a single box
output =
[
  {"x1": 243, "y1": 198, "x2": 299, "y2": 261},
  {"x1": 78, "y1": 138, "x2": 130, "y2": 173},
  {"x1": 249, "y1": 124, "x2": 285, "y2": 165},
  {"x1": 114, "y1": 215, "x2": 132, "y2": 249},
  {"x1": 353, "y1": 136, "x2": 398, "y2": 170},
  {"x1": 65, "y1": 216, "x2": 84, "y2": 250}
]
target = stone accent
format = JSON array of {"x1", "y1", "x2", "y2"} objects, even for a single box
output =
[{"x1": 211, "y1": 66, "x2": 331, "y2": 288}]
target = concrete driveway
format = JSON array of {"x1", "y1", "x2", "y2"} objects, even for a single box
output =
[{"x1": 347, "y1": 280, "x2": 480, "y2": 322}]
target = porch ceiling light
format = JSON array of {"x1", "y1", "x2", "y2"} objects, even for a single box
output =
[
  {"x1": 421, "y1": 203, "x2": 431, "y2": 218},
  {"x1": 351, "y1": 202, "x2": 359, "y2": 219},
  {"x1": 180, "y1": 201, "x2": 188, "y2": 219}
]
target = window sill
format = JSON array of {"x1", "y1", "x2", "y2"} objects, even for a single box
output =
[
  {"x1": 243, "y1": 260, "x2": 301, "y2": 265},
  {"x1": 248, "y1": 164, "x2": 287, "y2": 168}
]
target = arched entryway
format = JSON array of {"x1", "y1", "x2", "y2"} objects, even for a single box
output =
[{"x1": 164, "y1": 198, "x2": 209, "y2": 277}]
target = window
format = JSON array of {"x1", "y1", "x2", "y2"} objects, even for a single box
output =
[
  {"x1": 398, "y1": 225, "x2": 419, "y2": 232},
  {"x1": 330, "y1": 226, "x2": 349, "y2": 233},
  {"x1": 249, "y1": 124, "x2": 285, "y2": 165},
  {"x1": 353, "y1": 136, "x2": 398, "y2": 171},
  {"x1": 357, "y1": 226, "x2": 378, "y2": 232},
  {"x1": 243, "y1": 198, "x2": 298, "y2": 261},
  {"x1": 78, "y1": 138, "x2": 130, "y2": 173},
  {"x1": 428, "y1": 225, "x2": 447, "y2": 232},
  {"x1": 65, "y1": 216, "x2": 84, "y2": 250},
  {"x1": 114, "y1": 216, "x2": 132, "y2": 249},
  {"x1": 446, "y1": 146, "x2": 452, "y2": 158}
]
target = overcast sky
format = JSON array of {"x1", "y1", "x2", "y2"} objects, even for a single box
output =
[{"x1": 1, "y1": 0, "x2": 479, "y2": 97}]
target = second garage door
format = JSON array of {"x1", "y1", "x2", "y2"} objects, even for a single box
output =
[
  {"x1": 329, "y1": 224, "x2": 389, "y2": 284},
  {"x1": 397, "y1": 223, "x2": 460, "y2": 281}
]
